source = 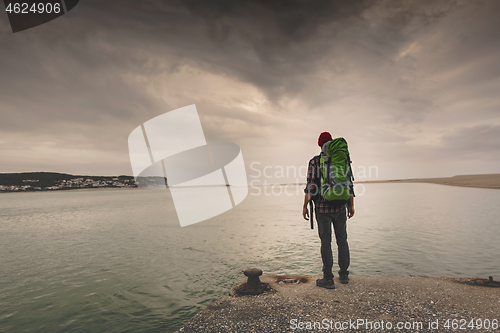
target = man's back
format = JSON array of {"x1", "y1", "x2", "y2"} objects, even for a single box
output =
[{"x1": 302, "y1": 132, "x2": 355, "y2": 288}]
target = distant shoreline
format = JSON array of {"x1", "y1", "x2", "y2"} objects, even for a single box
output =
[
  {"x1": 0, "y1": 187, "x2": 140, "y2": 194},
  {"x1": 3, "y1": 173, "x2": 500, "y2": 193},
  {"x1": 356, "y1": 173, "x2": 500, "y2": 190}
]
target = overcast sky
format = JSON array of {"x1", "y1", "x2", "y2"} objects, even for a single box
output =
[{"x1": 1, "y1": 0, "x2": 499, "y2": 181}]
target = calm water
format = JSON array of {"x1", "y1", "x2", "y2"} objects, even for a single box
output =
[{"x1": 1, "y1": 183, "x2": 499, "y2": 332}]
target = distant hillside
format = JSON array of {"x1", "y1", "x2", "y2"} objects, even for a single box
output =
[
  {"x1": 0, "y1": 172, "x2": 135, "y2": 186},
  {"x1": 0, "y1": 172, "x2": 77, "y2": 187}
]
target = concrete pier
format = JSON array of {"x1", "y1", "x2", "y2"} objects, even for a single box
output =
[{"x1": 176, "y1": 275, "x2": 500, "y2": 332}]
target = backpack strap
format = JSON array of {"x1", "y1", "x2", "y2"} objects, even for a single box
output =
[
  {"x1": 347, "y1": 152, "x2": 355, "y2": 198},
  {"x1": 347, "y1": 152, "x2": 354, "y2": 182},
  {"x1": 312, "y1": 154, "x2": 322, "y2": 202}
]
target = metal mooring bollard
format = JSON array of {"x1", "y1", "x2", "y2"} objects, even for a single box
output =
[
  {"x1": 244, "y1": 268, "x2": 263, "y2": 288},
  {"x1": 230, "y1": 268, "x2": 268, "y2": 296}
]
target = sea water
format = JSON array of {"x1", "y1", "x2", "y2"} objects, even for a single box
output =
[{"x1": 1, "y1": 183, "x2": 499, "y2": 332}]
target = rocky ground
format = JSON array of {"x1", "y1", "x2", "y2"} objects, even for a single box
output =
[{"x1": 176, "y1": 275, "x2": 500, "y2": 333}]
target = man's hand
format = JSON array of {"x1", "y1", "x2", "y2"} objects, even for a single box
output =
[
  {"x1": 302, "y1": 206, "x2": 309, "y2": 220},
  {"x1": 347, "y1": 194, "x2": 355, "y2": 219},
  {"x1": 348, "y1": 206, "x2": 355, "y2": 219},
  {"x1": 302, "y1": 193, "x2": 312, "y2": 221}
]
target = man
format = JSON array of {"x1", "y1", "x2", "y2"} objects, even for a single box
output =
[{"x1": 302, "y1": 131, "x2": 355, "y2": 289}]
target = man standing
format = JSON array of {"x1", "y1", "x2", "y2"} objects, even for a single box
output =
[{"x1": 302, "y1": 132, "x2": 355, "y2": 289}]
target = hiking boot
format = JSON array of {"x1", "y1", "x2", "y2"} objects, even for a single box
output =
[
  {"x1": 316, "y1": 278, "x2": 335, "y2": 289},
  {"x1": 338, "y1": 271, "x2": 349, "y2": 284}
]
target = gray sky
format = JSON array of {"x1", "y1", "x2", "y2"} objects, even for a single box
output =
[{"x1": 1, "y1": 0, "x2": 499, "y2": 181}]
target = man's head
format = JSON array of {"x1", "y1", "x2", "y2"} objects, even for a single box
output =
[{"x1": 318, "y1": 132, "x2": 332, "y2": 147}]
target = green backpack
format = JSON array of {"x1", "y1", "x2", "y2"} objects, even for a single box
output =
[{"x1": 319, "y1": 137, "x2": 353, "y2": 203}]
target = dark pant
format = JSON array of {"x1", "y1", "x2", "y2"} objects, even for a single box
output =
[{"x1": 316, "y1": 208, "x2": 350, "y2": 280}]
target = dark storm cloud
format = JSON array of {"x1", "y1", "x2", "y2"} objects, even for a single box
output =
[
  {"x1": 1, "y1": 0, "x2": 383, "y2": 135},
  {"x1": 173, "y1": 0, "x2": 459, "y2": 105},
  {"x1": 0, "y1": 0, "x2": 460, "y2": 132},
  {"x1": 1, "y1": 0, "x2": 500, "y2": 176},
  {"x1": 97, "y1": 0, "x2": 379, "y2": 104}
]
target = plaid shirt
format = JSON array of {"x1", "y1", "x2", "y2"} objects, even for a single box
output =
[{"x1": 304, "y1": 155, "x2": 354, "y2": 214}]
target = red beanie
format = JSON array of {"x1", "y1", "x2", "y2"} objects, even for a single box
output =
[{"x1": 318, "y1": 132, "x2": 332, "y2": 147}]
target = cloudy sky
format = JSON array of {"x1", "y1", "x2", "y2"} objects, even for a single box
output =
[{"x1": 1, "y1": 0, "x2": 499, "y2": 181}]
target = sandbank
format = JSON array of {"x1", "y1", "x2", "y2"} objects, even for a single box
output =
[{"x1": 358, "y1": 174, "x2": 500, "y2": 190}]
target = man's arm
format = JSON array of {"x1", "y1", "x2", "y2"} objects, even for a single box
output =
[
  {"x1": 302, "y1": 193, "x2": 311, "y2": 220},
  {"x1": 347, "y1": 194, "x2": 355, "y2": 219},
  {"x1": 302, "y1": 157, "x2": 316, "y2": 220}
]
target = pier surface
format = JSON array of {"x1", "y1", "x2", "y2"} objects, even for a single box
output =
[{"x1": 177, "y1": 275, "x2": 500, "y2": 332}]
